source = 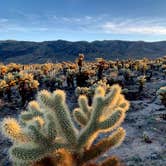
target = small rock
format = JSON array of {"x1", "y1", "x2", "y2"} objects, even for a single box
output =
[{"x1": 146, "y1": 152, "x2": 161, "y2": 160}]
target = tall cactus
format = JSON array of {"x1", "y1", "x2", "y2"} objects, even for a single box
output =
[{"x1": 1, "y1": 84, "x2": 130, "y2": 166}]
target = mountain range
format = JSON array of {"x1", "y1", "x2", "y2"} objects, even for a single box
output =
[{"x1": 0, "y1": 40, "x2": 166, "y2": 64}]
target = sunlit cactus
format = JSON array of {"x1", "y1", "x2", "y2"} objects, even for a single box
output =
[
  {"x1": 1, "y1": 84, "x2": 129, "y2": 166},
  {"x1": 156, "y1": 86, "x2": 166, "y2": 107},
  {"x1": 1, "y1": 118, "x2": 29, "y2": 143},
  {"x1": 75, "y1": 79, "x2": 111, "y2": 100},
  {"x1": 0, "y1": 65, "x2": 8, "y2": 75},
  {"x1": 75, "y1": 87, "x2": 90, "y2": 97},
  {"x1": 0, "y1": 80, "x2": 7, "y2": 92},
  {"x1": 75, "y1": 85, "x2": 129, "y2": 152}
]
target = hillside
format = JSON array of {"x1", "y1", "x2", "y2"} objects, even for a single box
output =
[{"x1": 0, "y1": 40, "x2": 166, "y2": 63}]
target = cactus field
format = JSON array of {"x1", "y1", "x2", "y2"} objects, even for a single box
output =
[{"x1": 0, "y1": 55, "x2": 165, "y2": 166}]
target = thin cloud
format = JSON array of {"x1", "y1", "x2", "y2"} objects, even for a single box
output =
[
  {"x1": 1, "y1": 14, "x2": 166, "y2": 36},
  {"x1": 102, "y1": 18, "x2": 166, "y2": 35},
  {"x1": 52, "y1": 15, "x2": 106, "y2": 24}
]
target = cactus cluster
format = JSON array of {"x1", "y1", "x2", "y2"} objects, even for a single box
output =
[
  {"x1": 0, "y1": 55, "x2": 166, "y2": 104},
  {"x1": 1, "y1": 84, "x2": 129, "y2": 166},
  {"x1": 0, "y1": 70, "x2": 39, "y2": 105}
]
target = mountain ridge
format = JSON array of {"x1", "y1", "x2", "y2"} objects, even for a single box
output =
[{"x1": 0, "y1": 40, "x2": 166, "y2": 64}]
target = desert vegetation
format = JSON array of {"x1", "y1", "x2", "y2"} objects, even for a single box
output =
[{"x1": 0, "y1": 55, "x2": 165, "y2": 166}]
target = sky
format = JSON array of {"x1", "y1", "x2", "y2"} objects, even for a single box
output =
[{"x1": 0, "y1": 0, "x2": 166, "y2": 41}]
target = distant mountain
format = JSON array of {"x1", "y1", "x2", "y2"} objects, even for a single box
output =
[{"x1": 0, "y1": 40, "x2": 166, "y2": 64}]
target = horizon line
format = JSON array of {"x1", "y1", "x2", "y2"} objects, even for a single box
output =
[{"x1": 1, "y1": 39, "x2": 166, "y2": 43}]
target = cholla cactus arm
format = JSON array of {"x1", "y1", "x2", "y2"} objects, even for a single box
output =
[
  {"x1": 104, "y1": 85, "x2": 121, "y2": 109},
  {"x1": 28, "y1": 124, "x2": 51, "y2": 146},
  {"x1": 52, "y1": 90, "x2": 78, "y2": 145},
  {"x1": 98, "y1": 109, "x2": 125, "y2": 132},
  {"x1": 10, "y1": 144, "x2": 47, "y2": 162},
  {"x1": 28, "y1": 101, "x2": 42, "y2": 113},
  {"x1": 78, "y1": 95, "x2": 91, "y2": 116},
  {"x1": 1, "y1": 118, "x2": 29, "y2": 143},
  {"x1": 100, "y1": 86, "x2": 129, "y2": 122},
  {"x1": 37, "y1": 90, "x2": 54, "y2": 108},
  {"x1": 38, "y1": 90, "x2": 78, "y2": 146},
  {"x1": 77, "y1": 85, "x2": 128, "y2": 150},
  {"x1": 73, "y1": 108, "x2": 88, "y2": 126},
  {"x1": 73, "y1": 95, "x2": 92, "y2": 126},
  {"x1": 8, "y1": 114, "x2": 67, "y2": 164},
  {"x1": 81, "y1": 127, "x2": 125, "y2": 163},
  {"x1": 19, "y1": 101, "x2": 44, "y2": 127},
  {"x1": 117, "y1": 95, "x2": 130, "y2": 111},
  {"x1": 20, "y1": 111, "x2": 43, "y2": 122},
  {"x1": 45, "y1": 114, "x2": 57, "y2": 141},
  {"x1": 10, "y1": 142, "x2": 65, "y2": 163},
  {"x1": 77, "y1": 93, "x2": 104, "y2": 150}
]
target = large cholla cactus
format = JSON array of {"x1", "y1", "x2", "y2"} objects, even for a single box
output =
[
  {"x1": 156, "y1": 86, "x2": 166, "y2": 107},
  {"x1": 1, "y1": 85, "x2": 130, "y2": 166}
]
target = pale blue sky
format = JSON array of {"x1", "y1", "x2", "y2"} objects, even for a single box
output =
[{"x1": 0, "y1": 0, "x2": 166, "y2": 41}]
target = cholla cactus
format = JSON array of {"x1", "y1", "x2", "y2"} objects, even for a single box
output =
[
  {"x1": 75, "y1": 79, "x2": 111, "y2": 99},
  {"x1": 156, "y1": 86, "x2": 166, "y2": 107},
  {"x1": 161, "y1": 64, "x2": 166, "y2": 71},
  {"x1": 30, "y1": 80, "x2": 39, "y2": 89},
  {"x1": 137, "y1": 75, "x2": 146, "y2": 92},
  {"x1": 161, "y1": 65, "x2": 166, "y2": 78},
  {"x1": 95, "y1": 58, "x2": 104, "y2": 63},
  {"x1": 137, "y1": 75, "x2": 146, "y2": 84},
  {"x1": 1, "y1": 85, "x2": 130, "y2": 166},
  {"x1": 0, "y1": 80, "x2": 7, "y2": 91},
  {"x1": 41, "y1": 63, "x2": 53, "y2": 72},
  {"x1": 88, "y1": 79, "x2": 111, "y2": 97},
  {"x1": 18, "y1": 71, "x2": 34, "y2": 81},
  {"x1": 8, "y1": 63, "x2": 21, "y2": 72},
  {"x1": 0, "y1": 65, "x2": 8, "y2": 75},
  {"x1": 75, "y1": 86, "x2": 90, "y2": 97},
  {"x1": 4, "y1": 73, "x2": 15, "y2": 83},
  {"x1": 120, "y1": 68, "x2": 132, "y2": 81}
]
